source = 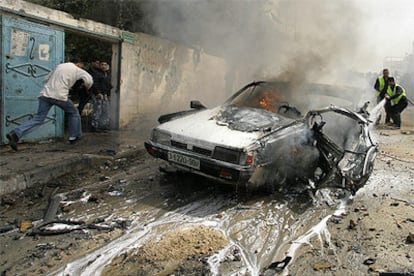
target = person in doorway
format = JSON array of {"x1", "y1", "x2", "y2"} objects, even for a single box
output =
[
  {"x1": 385, "y1": 77, "x2": 408, "y2": 129},
  {"x1": 100, "y1": 61, "x2": 112, "y2": 99},
  {"x1": 373, "y1": 68, "x2": 391, "y2": 124},
  {"x1": 6, "y1": 57, "x2": 93, "y2": 151},
  {"x1": 90, "y1": 60, "x2": 111, "y2": 132}
]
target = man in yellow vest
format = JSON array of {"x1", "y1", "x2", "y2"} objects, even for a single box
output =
[
  {"x1": 385, "y1": 77, "x2": 408, "y2": 129},
  {"x1": 373, "y1": 68, "x2": 391, "y2": 124}
]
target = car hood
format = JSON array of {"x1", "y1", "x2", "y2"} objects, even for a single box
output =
[
  {"x1": 156, "y1": 105, "x2": 295, "y2": 149},
  {"x1": 215, "y1": 105, "x2": 294, "y2": 132}
]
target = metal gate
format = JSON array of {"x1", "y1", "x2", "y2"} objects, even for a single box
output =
[{"x1": 1, "y1": 15, "x2": 64, "y2": 144}]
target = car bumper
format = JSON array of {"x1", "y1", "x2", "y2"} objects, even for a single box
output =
[{"x1": 144, "y1": 141, "x2": 253, "y2": 184}]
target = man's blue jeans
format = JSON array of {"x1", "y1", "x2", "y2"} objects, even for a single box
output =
[{"x1": 14, "y1": 96, "x2": 82, "y2": 140}]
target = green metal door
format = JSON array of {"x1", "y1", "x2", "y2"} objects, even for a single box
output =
[{"x1": 1, "y1": 15, "x2": 64, "y2": 144}]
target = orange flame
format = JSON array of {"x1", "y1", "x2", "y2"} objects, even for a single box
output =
[{"x1": 258, "y1": 90, "x2": 281, "y2": 112}]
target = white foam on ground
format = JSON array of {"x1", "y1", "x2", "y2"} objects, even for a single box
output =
[{"x1": 281, "y1": 199, "x2": 348, "y2": 275}]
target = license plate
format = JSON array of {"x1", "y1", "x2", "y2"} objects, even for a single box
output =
[{"x1": 168, "y1": 152, "x2": 200, "y2": 170}]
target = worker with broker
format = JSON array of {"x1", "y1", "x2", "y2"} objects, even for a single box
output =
[{"x1": 385, "y1": 77, "x2": 408, "y2": 129}]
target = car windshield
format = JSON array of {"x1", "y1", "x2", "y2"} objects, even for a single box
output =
[{"x1": 226, "y1": 81, "x2": 291, "y2": 114}]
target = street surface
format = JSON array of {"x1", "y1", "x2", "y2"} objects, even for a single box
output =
[{"x1": 0, "y1": 127, "x2": 413, "y2": 275}]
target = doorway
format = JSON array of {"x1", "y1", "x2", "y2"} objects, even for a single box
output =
[{"x1": 65, "y1": 32, "x2": 115, "y2": 132}]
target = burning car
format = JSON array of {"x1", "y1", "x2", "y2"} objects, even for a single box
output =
[{"x1": 145, "y1": 81, "x2": 378, "y2": 193}]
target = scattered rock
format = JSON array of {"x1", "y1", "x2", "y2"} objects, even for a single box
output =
[
  {"x1": 88, "y1": 194, "x2": 100, "y2": 203},
  {"x1": 354, "y1": 206, "x2": 367, "y2": 212},
  {"x1": 406, "y1": 233, "x2": 414, "y2": 244},
  {"x1": 334, "y1": 239, "x2": 344, "y2": 248},
  {"x1": 62, "y1": 205, "x2": 74, "y2": 213},
  {"x1": 348, "y1": 219, "x2": 357, "y2": 230},
  {"x1": 115, "y1": 219, "x2": 132, "y2": 230},
  {"x1": 368, "y1": 264, "x2": 377, "y2": 272},
  {"x1": 266, "y1": 256, "x2": 292, "y2": 271},
  {"x1": 20, "y1": 220, "x2": 33, "y2": 232},
  {"x1": 99, "y1": 176, "x2": 110, "y2": 181},
  {"x1": 313, "y1": 262, "x2": 332, "y2": 271},
  {"x1": 363, "y1": 258, "x2": 376, "y2": 265},
  {"x1": 1, "y1": 196, "x2": 16, "y2": 206},
  {"x1": 330, "y1": 215, "x2": 342, "y2": 224},
  {"x1": 215, "y1": 212, "x2": 224, "y2": 219}
]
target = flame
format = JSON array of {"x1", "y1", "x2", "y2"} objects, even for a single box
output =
[{"x1": 258, "y1": 90, "x2": 281, "y2": 112}]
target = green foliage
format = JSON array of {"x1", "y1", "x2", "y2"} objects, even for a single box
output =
[
  {"x1": 24, "y1": 0, "x2": 158, "y2": 64},
  {"x1": 25, "y1": 0, "x2": 155, "y2": 34},
  {"x1": 26, "y1": 0, "x2": 98, "y2": 19},
  {"x1": 25, "y1": 0, "x2": 118, "y2": 64},
  {"x1": 65, "y1": 33, "x2": 112, "y2": 65}
]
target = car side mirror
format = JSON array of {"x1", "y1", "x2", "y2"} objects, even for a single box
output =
[{"x1": 190, "y1": 100, "x2": 206, "y2": 110}]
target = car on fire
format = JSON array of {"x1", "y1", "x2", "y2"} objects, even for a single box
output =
[{"x1": 144, "y1": 81, "x2": 378, "y2": 193}]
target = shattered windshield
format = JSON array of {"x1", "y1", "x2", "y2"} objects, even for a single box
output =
[
  {"x1": 227, "y1": 81, "x2": 292, "y2": 114},
  {"x1": 216, "y1": 81, "x2": 299, "y2": 131}
]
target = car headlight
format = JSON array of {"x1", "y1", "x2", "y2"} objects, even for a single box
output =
[
  {"x1": 213, "y1": 146, "x2": 242, "y2": 164},
  {"x1": 151, "y1": 129, "x2": 171, "y2": 145}
]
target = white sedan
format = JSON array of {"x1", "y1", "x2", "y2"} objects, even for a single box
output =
[{"x1": 145, "y1": 81, "x2": 378, "y2": 194}]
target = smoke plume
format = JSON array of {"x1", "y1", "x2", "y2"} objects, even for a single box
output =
[{"x1": 141, "y1": 0, "x2": 367, "y2": 88}]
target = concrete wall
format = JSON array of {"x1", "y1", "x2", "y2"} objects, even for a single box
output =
[
  {"x1": 1, "y1": 0, "x2": 228, "y2": 129},
  {"x1": 119, "y1": 32, "x2": 227, "y2": 127}
]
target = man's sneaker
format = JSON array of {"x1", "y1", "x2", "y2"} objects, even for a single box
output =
[
  {"x1": 68, "y1": 137, "x2": 81, "y2": 144},
  {"x1": 6, "y1": 131, "x2": 19, "y2": 151}
]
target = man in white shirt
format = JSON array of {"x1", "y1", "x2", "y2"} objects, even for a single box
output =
[{"x1": 6, "y1": 57, "x2": 93, "y2": 151}]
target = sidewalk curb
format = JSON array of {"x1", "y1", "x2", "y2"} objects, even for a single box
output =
[{"x1": 0, "y1": 147, "x2": 145, "y2": 196}]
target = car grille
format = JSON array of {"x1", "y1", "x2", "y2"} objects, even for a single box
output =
[
  {"x1": 193, "y1": 146, "x2": 212, "y2": 156},
  {"x1": 171, "y1": 140, "x2": 212, "y2": 157},
  {"x1": 171, "y1": 140, "x2": 187, "y2": 150},
  {"x1": 170, "y1": 141, "x2": 241, "y2": 164}
]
